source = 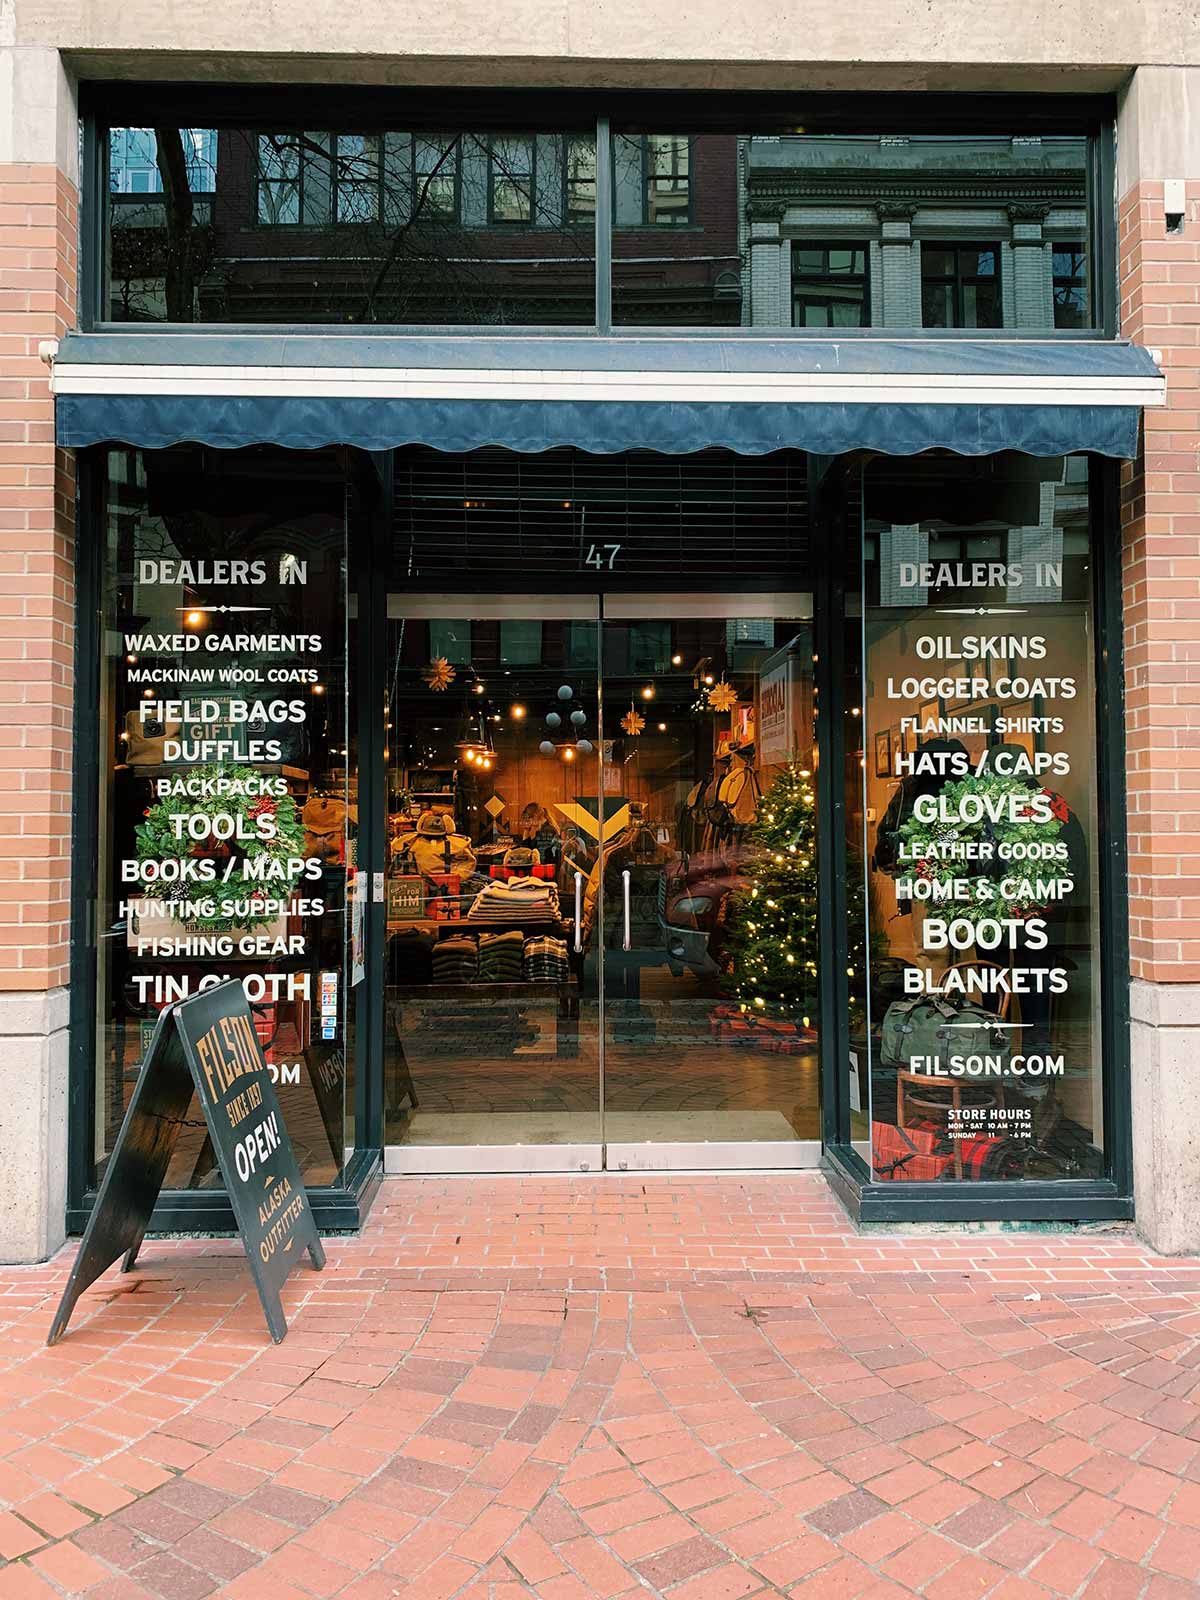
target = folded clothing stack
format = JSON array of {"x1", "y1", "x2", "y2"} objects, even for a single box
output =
[
  {"x1": 478, "y1": 929, "x2": 525, "y2": 983},
  {"x1": 467, "y1": 875, "x2": 562, "y2": 925},
  {"x1": 523, "y1": 935, "x2": 569, "y2": 982},
  {"x1": 431, "y1": 934, "x2": 478, "y2": 982},
  {"x1": 389, "y1": 928, "x2": 435, "y2": 985}
]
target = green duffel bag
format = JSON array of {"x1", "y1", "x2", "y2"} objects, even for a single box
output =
[{"x1": 879, "y1": 996, "x2": 1010, "y2": 1070}]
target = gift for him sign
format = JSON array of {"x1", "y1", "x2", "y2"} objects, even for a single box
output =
[{"x1": 48, "y1": 979, "x2": 325, "y2": 1347}]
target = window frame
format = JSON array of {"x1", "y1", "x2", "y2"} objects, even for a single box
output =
[
  {"x1": 640, "y1": 132, "x2": 691, "y2": 227},
  {"x1": 919, "y1": 240, "x2": 1003, "y2": 329},
  {"x1": 1051, "y1": 239, "x2": 1089, "y2": 330},
  {"x1": 564, "y1": 134, "x2": 598, "y2": 228},
  {"x1": 791, "y1": 241, "x2": 872, "y2": 329},
  {"x1": 487, "y1": 132, "x2": 537, "y2": 226},
  {"x1": 411, "y1": 133, "x2": 462, "y2": 225},
  {"x1": 81, "y1": 84, "x2": 1118, "y2": 337}
]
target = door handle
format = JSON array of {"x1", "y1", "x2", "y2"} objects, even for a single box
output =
[
  {"x1": 574, "y1": 872, "x2": 584, "y2": 953},
  {"x1": 622, "y1": 869, "x2": 632, "y2": 952}
]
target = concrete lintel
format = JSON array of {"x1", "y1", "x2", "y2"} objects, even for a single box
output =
[{"x1": 58, "y1": 49, "x2": 1138, "y2": 96}]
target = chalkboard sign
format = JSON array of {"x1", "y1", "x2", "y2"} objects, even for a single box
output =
[{"x1": 48, "y1": 979, "x2": 325, "y2": 1347}]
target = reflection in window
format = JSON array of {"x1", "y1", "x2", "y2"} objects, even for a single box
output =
[
  {"x1": 110, "y1": 128, "x2": 217, "y2": 195},
  {"x1": 429, "y1": 620, "x2": 473, "y2": 664},
  {"x1": 257, "y1": 134, "x2": 303, "y2": 224},
  {"x1": 413, "y1": 135, "x2": 460, "y2": 220},
  {"x1": 565, "y1": 137, "x2": 597, "y2": 225},
  {"x1": 489, "y1": 136, "x2": 535, "y2": 223},
  {"x1": 499, "y1": 620, "x2": 543, "y2": 665},
  {"x1": 921, "y1": 243, "x2": 1001, "y2": 328},
  {"x1": 792, "y1": 244, "x2": 871, "y2": 328},
  {"x1": 334, "y1": 134, "x2": 382, "y2": 224},
  {"x1": 645, "y1": 135, "x2": 690, "y2": 225},
  {"x1": 1053, "y1": 243, "x2": 1088, "y2": 329}
]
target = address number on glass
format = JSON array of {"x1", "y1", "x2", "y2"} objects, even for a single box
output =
[{"x1": 583, "y1": 543, "x2": 622, "y2": 570}]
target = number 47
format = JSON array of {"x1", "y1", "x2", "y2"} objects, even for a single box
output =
[{"x1": 584, "y1": 542, "x2": 621, "y2": 570}]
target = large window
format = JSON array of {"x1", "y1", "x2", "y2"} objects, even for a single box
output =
[
  {"x1": 852, "y1": 455, "x2": 1106, "y2": 1184},
  {"x1": 792, "y1": 244, "x2": 870, "y2": 328},
  {"x1": 97, "y1": 99, "x2": 1101, "y2": 331},
  {"x1": 921, "y1": 242, "x2": 1002, "y2": 328},
  {"x1": 92, "y1": 446, "x2": 358, "y2": 1192},
  {"x1": 106, "y1": 120, "x2": 596, "y2": 324}
]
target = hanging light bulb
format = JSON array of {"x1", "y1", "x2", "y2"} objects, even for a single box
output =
[{"x1": 511, "y1": 703, "x2": 526, "y2": 720}]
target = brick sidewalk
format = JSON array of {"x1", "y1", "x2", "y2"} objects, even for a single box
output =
[{"x1": 2, "y1": 1174, "x2": 1200, "y2": 1599}]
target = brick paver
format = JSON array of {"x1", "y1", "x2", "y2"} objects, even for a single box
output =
[{"x1": 1, "y1": 1173, "x2": 1200, "y2": 1596}]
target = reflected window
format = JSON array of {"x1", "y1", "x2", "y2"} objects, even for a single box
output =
[
  {"x1": 256, "y1": 133, "x2": 304, "y2": 224},
  {"x1": 413, "y1": 135, "x2": 460, "y2": 220},
  {"x1": 1053, "y1": 243, "x2": 1088, "y2": 329},
  {"x1": 499, "y1": 620, "x2": 543, "y2": 664},
  {"x1": 792, "y1": 244, "x2": 871, "y2": 328},
  {"x1": 565, "y1": 137, "x2": 597, "y2": 225},
  {"x1": 921, "y1": 242, "x2": 1001, "y2": 328},
  {"x1": 334, "y1": 134, "x2": 382, "y2": 224},
  {"x1": 646, "y1": 134, "x2": 690, "y2": 225},
  {"x1": 489, "y1": 136, "x2": 535, "y2": 223}
]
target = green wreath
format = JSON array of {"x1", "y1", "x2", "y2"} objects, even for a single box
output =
[
  {"x1": 135, "y1": 763, "x2": 306, "y2": 931},
  {"x1": 896, "y1": 770, "x2": 1068, "y2": 928}
]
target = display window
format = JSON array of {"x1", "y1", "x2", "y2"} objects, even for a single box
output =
[
  {"x1": 851, "y1": 454, "x2": 1106, "y2": 1183},
  {"x1": 92, "y1": 446, "x2": 358, "y2": 1191},
  {"x1": 75, "y1": 440, "x2": 1128, "y2": 1218}
]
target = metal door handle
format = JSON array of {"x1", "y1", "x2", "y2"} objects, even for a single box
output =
[
  {"x1": 622, "y1": 869, "x2": 632, "y2": 951},
  {"x1": 574, "y1": 872, "x2": 584, "y2": 953}
]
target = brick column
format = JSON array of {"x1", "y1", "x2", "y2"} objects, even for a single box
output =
[
  {"x1": 0, "y1": 49, "x2": 77, "y2": 1261},
  {"x1": 1117, "y1": 66, "x2": 1200, "y2": 1252}
]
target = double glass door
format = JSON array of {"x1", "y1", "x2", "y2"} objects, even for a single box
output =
[{"x1": 382, "y1": 593, "x2": 821, "y2": 1171}]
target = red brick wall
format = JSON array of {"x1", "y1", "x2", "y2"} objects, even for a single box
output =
[
  {"x1": 1120, "y1": 178, "x2": 1200, "y2": 984},
  {"x1": 0, "y1": 163, "x2": 77, "y2": 991}
]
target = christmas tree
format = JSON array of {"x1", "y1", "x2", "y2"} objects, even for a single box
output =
[{"x1": 724, "y1": 762, "x2": 821, "y2": 1025}]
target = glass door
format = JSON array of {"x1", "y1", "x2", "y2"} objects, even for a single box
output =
[
  {"x1": 598, "y1": 595, "x2": 822, "y2": 1169},
  {"x1": 382, "y1": 596, "x2": 603, "y2": 1172}
]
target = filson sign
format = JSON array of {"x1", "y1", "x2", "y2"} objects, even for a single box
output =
[{"x1": 48, "y1": 980, "x2": 325, "y2": 1346}]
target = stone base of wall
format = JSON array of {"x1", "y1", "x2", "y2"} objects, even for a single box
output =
[
  {"x1": 0, "y1": 990, "x2": 69, "y2": 1263},
  {"x1": 1132, "y1": 980, "x2": 1200, "y2": 1254}
]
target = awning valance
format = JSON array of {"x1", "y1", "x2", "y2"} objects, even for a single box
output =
[{"x1": 51, "y1": 333, "x2": 1165, "y2": 460}]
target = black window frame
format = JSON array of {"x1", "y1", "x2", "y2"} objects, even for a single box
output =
[
  {"x1": 791, "y1": 241, "x2": 872, "y2": 329},
  {"x1": 83, "y1": 85, "x2": 1118, "y2": 337},
  {"x1": 920, "y1": 240, "x2": 1003, "y2": 329}
]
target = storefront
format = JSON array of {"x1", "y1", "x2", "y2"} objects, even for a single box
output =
[{"x1": 52, "y1": 85, "x2": 1165, "y2": 1231}]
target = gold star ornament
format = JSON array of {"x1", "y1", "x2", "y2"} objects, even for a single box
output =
[
  {"x1": 423, "y1": 657, "x2": 456, "y2": 692},
  {"x1": 620, "y1": 709, "x2": 646, "y2": 736},
  {"x1": 706, "y1": 680, "x2": 738, "y2": 713}
]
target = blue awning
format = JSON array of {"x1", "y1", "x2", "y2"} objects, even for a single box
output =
[{"x1": 52, "y1": 333, "x2": 1165, "y2": 460}]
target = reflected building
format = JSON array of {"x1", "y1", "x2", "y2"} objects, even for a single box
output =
[{"x1": 741, "y1": 135, "x2": 1089, "y2": 330}]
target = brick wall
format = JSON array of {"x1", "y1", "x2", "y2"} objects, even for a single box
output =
[
  {"x1": 1120, "y1": 178, "x2": 1200, "y2": 984},
  {"x1": 0, "y1": 163, "x2": 77, "y2": 991}
]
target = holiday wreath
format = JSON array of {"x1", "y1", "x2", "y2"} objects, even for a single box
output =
[
  {"x1": 896, "y1": 770, "x2": 1069, "y2": 928},
  {"x1": 134, "y1": 763, "x2": 307, "y2": 931}
]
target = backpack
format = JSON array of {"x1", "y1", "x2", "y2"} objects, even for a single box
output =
[{"x1": 880, "y1": 996, "x2": 1010, "y2": 1071}]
